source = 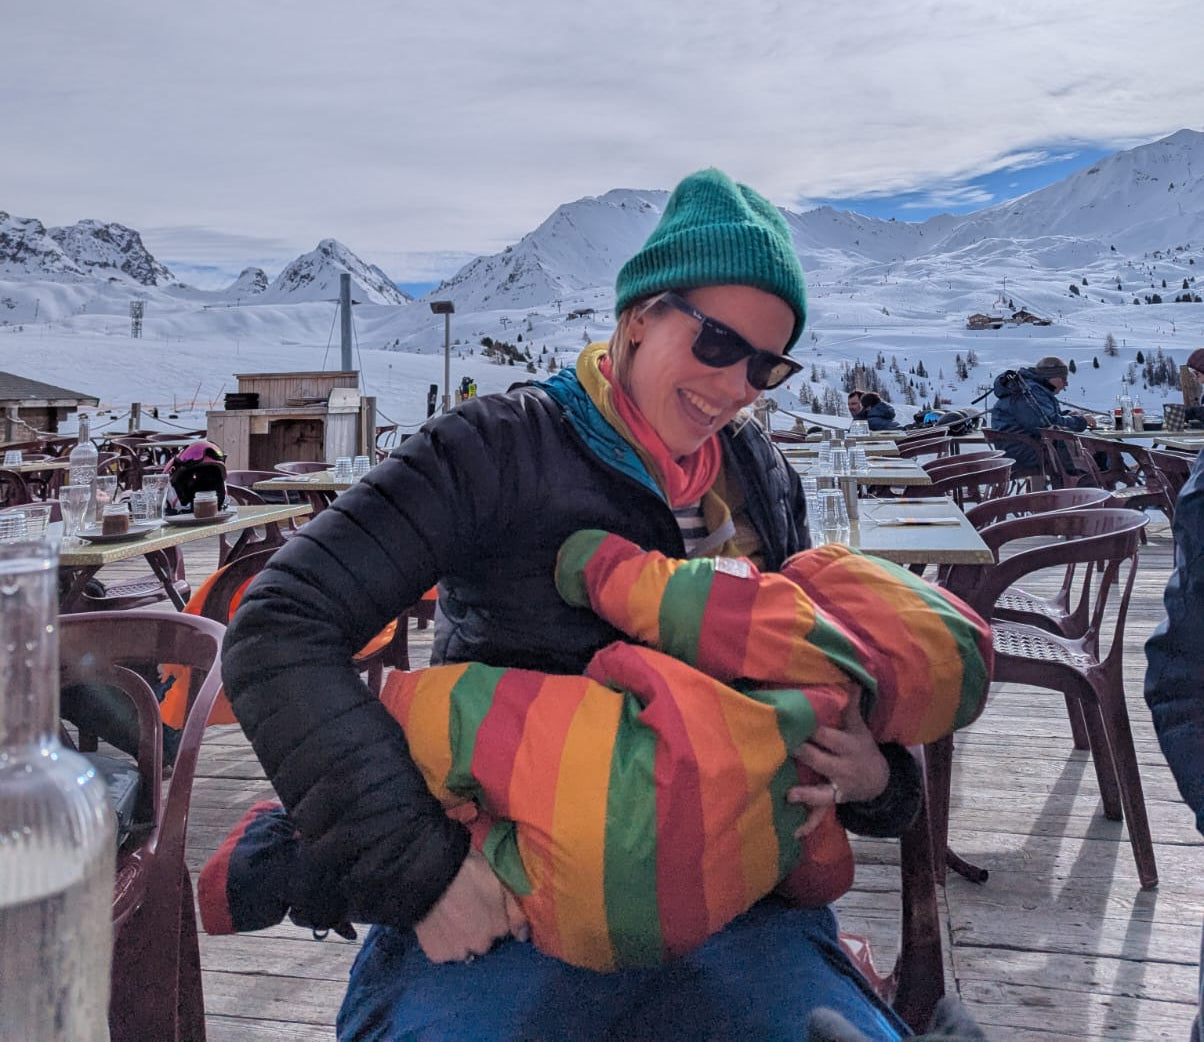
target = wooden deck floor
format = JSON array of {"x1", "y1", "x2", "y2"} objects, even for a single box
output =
[{"x1": 138, "y1": 517, "x2": 1202, "y2": 1040}]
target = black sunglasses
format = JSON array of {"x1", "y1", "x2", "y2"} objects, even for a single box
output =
[{"x1": 659, "y1": 293, "x2": 802, "y2": 391}]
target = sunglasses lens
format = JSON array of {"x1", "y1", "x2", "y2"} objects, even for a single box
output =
[
  {"x1": 747, "y1": 357, "x2": 794, "y2": 391},
  {"x1": 690, "y1": 323, "x2": 748, "y2": 368}
]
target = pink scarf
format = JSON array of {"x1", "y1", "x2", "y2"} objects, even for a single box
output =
[{"x1": 599, "y1": 354, "x2": 722, "y2": 508}]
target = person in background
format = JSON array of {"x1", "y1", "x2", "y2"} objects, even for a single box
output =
[
  {"x1": 223, "y1": 167, "x2": 983, "y2": 1040},
  {"x1": 856, "y1": 391, "x2": 901, "y2": 432},
  {"x1": 847, "y1": 389, "x2": 864, "y2": 419},
  {"x1": 1144, "y1": 450, "x2": 1204, "y2": 1042},
  {"x1": 989, "y1": 355, "x2": 1095, "y2": 470},
  {"x1": 1183, "y1": 348, "x2": 1204, "y2": 424}
]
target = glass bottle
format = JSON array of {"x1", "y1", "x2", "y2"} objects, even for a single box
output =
[
  {"x1": 1132, "y1": 396, "x2": 1145, "y2": 431},
  {"x1": 67, "y1": 412, "x2": 99, "y2": 523},
  {"x1": 0, "y1": 537, "x2": 115, "y2": 1041}
]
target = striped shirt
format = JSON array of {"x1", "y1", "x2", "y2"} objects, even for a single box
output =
[{"x1": 673, "y1": 500, "x2": 708, "y2": 556}]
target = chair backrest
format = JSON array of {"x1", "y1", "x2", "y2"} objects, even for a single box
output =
[
  {"x1": 962, "y1": 486, "x2": 1112, "y2": 530},
  {"x1": 225, "y1": 469, "x2": 281, "y2": 488},
  {"x1": 944, "y1": 508, "x2": 1147, "y2": 657},
  {"x1": 926, "y1": 457, "x2": 1013, "y2": 507},
  {"x1": 196, "y1": 547, "x2": 280, "y2": 623},
  {"x1": 0, "y1": 469, "x2": 31, "y2": 508},
  {"x1": 58, "y1": 610, "x2": 225, "y2": 1042},
  {"x1": 274, "y1": 460, "x2": 330, "y2": 475},
  {"x1": 1145, "y1": 448, "x2": 1194, "y2": 505},
  {"x1": 897, "y1": 430, "x2": 952, "y2": 459},
  {"x1": 922, "y1": 450, "x2": 1004, "y2": 477},
  {"x1": 1037, "y1": 428, "x2": 1103, "y2": 489},
  {"x1": 59, "y1": 612, "x2": 224, "y2": 845}
]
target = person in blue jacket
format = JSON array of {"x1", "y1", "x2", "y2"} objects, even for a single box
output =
[
  {"x1": 989, "y1": 356, "x2": 1095, "y2": 470},
  {"x1": 857, "y1": 392, "x2": 900, "y2": 432},
  {"x1": 1144, "y1": 450, "x2": 1204, "y2": 1042}
]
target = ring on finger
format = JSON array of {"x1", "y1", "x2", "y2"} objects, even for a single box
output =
[{"x1": 830, "y1": 781, "x2": 842, "y2": 804}]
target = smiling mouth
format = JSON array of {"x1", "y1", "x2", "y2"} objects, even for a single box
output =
[{"x1": 681, "y1": 388, "x2": 724, "y2": 426}]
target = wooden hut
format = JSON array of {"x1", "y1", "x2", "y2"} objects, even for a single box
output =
[{"x1": 0, "y1": 371, "x2": 99, "y2": 444}]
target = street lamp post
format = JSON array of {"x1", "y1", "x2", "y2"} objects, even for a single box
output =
[{"x1": 429, "y1": 300, "x2": 455, "y2": 413}]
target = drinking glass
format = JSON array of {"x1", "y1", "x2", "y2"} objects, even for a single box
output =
[
  {"x1": 3, "y1": 449, "x2": 22, "y2": 466},
  {"x1": 0, "y1": 510, "x2": 27, "y2": 543},
  {"x1": 848, "y1": 421, "x2": 870, "y2": 438},
  {"x1": 126, "y1": 490, "x2": 149, "y2": 524},
  {"x1": 11, "y1": 504, "x2": 52, "y2": 537},
  {"x1": 59, "y1": 484, "x2": 91, "y2": 545},
  {"x1": 93, "y1": 475, "x2": 118, "y2": 524},
  {"x1": 829, "y1": 448, "x2": 850, "y2": 476},
  {"x1": 333, "y1": 457, "x2": 353, "y2": 483},
  {"x1": 849, "y1": 447, "x2": 869, "y2": 474},
  {"x1": 352, "y1": 455, "x2": 372, "y2": 480},
  {"x1": 813, "y1": 489, "x2": 850, "y2": 547},
  {"x1": 140, "y1": 474, "x2": 170, "y2": 522}
]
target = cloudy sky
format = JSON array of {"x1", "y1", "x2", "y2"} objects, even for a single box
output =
[{"x1": 5, "y1": 1, "x2": 1200, "y2": 289}]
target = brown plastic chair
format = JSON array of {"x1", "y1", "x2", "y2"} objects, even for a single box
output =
[
  {"x1": 0, "y1": 468, "x2": 31, "y2": 508},
  {"x1": 981, "y1": 427, "x2": 1047, "y2": 491},
  {"x1": 936, "y1": 508, "x2": 1155, "y2": 888},
  {"x1": 200, "y1": 547, "x2": 401, "y2": 697},
  {"x1": 961, "y1": 486, "x2": 1112, "y2": 531},
  {"x1": 836, "y1": 747, "x2": 945, "y2": 1032},
  {"x1": 925, "y1": 457, "x2": 1013, "y2": 508},
  {"x1": 1146, "y1": 448, "x2": 1194, "y2": 510},
  {"x1": 921, "y1": 449, "x2": 1004, "y2": 478},
  {"x1": 59, "y1": 610, "x2": 225, "y2": 1042},
  {"x1": 274, "y1": 460, "x2": 330, "y2": 475},
  {"x1": 896, "y1": 430, "x2": 952, "y2": 459}
]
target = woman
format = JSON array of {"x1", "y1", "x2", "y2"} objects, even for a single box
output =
[{"x1": 224, "y1": 169, "x2": 938, "y2": 1040}]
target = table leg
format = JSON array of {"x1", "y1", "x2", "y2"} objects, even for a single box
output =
[
  {"x1": 59, "y1": 566, "x2": 103, "y2": 612},
  {"x1": 145, "y1": 548, "x2": 189, "y2": 610}
]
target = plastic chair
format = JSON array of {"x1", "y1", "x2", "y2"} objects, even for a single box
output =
[
  {"x1": 896, "y1": 430, "x2": 952, "y2": 459},
  {"x1": 921, "y1": 449, "x2": 1004, "y2": 478},
  {"x1": 0, "y1": 468, "x2": 31, "y2": 508},
  {"x1": 936, "y1": 508, "x2": 1155, "y2": 888},
  {"x1": 274, "y1": 460, "x2": 330, "y2": 475},
  {"x1": 961, "y1": 486, "x2": 1113, "y2": 531},
  {"x1": 925, "y1": 457, "x2": 1013, "y2": 508},
  {"x1": 58, "y1": 610, "x2": 225, "y2": 1042},
  {"x1": 199, "y1": 547, "x2": 401, "y2": 697},
  {"x1": 981, "y1": 427, "x2": 1048, "y2": 492},
  {"x1": 1146, "y1": 448, "x2": 1194, "y2": 510},
  {"x1": 836, "y1": 748, "x2": 945, "y2": 1032}
]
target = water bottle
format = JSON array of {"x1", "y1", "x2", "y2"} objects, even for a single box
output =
[
  {"x1": 0, "y1": 537, "x2": 116, "y2": 1040},
  {"x1": 1132, "y1": 397, "x2": 1145, "y2": 431},
  {"x1": 68, "y1": 412, "x2": 99, "y2": 523}
]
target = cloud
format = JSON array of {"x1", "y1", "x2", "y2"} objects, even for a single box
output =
[{"x1": 2, "y1": 0, "x2": 1199, "y2": 280}]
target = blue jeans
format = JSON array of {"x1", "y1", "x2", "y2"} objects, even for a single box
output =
[{"x1": 337, "y1": 899, "x2": 909, "y2": 1041}]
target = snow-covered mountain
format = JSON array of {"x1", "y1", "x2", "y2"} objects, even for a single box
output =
[
  {"x1": 48, "y1": 219, "x2": 175, "y2": 286},
  {"x1": 258, "y1": 239, "x2": 411, "y2": 305},
  {"x1": 227, "y1": 266, "x2": 269, "y2": 296}
]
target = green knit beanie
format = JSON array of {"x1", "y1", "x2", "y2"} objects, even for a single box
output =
[{"x1": 614, "y1": 168, "x2": 808, "y2": 349}]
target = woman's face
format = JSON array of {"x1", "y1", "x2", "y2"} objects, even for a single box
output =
[{"x1": 625, "y1": 285, "x2": 794, "y2": 458}]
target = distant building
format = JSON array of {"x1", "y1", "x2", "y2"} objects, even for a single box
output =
[
  {"x1": 1010, "y1": 309, "x2": 1052, "y2": 326},
  {"x1": 966, "y1": 313, "x2": 1004, "y2": 330},
  {"x1": 0, "y1": 371, "x2": 99, "y2": 442},
  {"x1": 566, "y1": 307, "x2": 595, "y2": 320}
]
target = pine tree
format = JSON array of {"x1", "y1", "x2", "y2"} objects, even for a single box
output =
[
  {"x1": 1093, "y1": 357, "x2": 1100, "y2": 369},
  {"x1": 1068, "y1": 359, "x2": 1077, "y2": 374},
  {"x1": 1104, "y1": 334, "x2": 1119, "y2": 357}
]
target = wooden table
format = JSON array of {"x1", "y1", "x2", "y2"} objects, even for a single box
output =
[
  {"x1": 845, "y1": 496, "x2": 993, "y2": 565},
  {"x1": 252, "y1": 470, "x2": 351, "y2": 493},
  {"x1": 792, "y1": 459, "x2": 933, "y2": 487},
  {"x1": 4, "y1": 457, "x2": 71, "y2": 474},
  {"x1": 1153, "y1": 435, "x2": 1204, "y2": 452},
  {"x1": 782, "y1": 441, "x2": 901, "y2": 458},
  {"x1": 252, "y1": 471, "x2": 351, "y2": 514},
  {"x1": 57, "y1": 503, "x2": 311, "y2": 610}
]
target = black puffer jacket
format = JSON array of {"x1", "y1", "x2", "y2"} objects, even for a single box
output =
[{"x1": 222, "y1": 380, "x2": 812, "y2": 929}]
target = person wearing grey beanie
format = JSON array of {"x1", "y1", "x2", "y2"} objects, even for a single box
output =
[{"x1": 990, "y1": 355, "x2": 1095, "y2": 472}]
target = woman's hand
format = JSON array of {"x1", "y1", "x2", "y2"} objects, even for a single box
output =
[
  {"x1": 414, "y1": 849, "x2": 529, "y2": 963},
  {"x1": 787, "y1": 699, "x2": 889, "y2": 838}
]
